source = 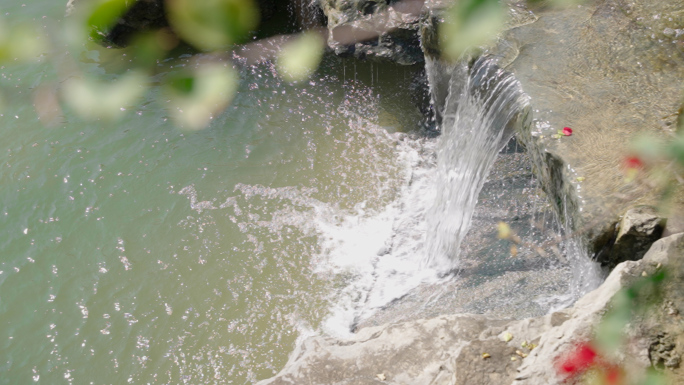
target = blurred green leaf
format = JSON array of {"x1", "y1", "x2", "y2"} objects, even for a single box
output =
[
  {"x1": 666, "y1": 133, "x2": 684, "y2": 167},
  {"x1": 169, "y1": 76, "x2": 195, "y2": 95},
  {"x1": 164, "y1": 62, "x2": 239, "y2": 130},
  {"x1": 595, "y1": 271, "x2": 666, "y2": 354},
  {"x1": 276, "y1": 32, "x2": 325, "y2": 83},
  {"x1": 167, "y1": 0, "x2": 259, "y2": 51},
  {"x1": 86, "y1": 0, "x2": 133, "y2": 42},
  {"x1": 630, "y1": 134, "x2": 666, "y2": 163},
  {"x1": 62, "y1": 70, "x2": 148, "y2": 120},
  {"x1": 636, "y1": 368, "x2": 669, "y2": 385},
  {"x1": 0, "y1": 21, "x2": 47, "y2": 62},
  {"x1": 595, "y1": 290, "x2": 631, "y2": 353},
  {"x1": 440, "y1": 0, "x2": 507, "y2": 60},
  {"x1": 128, "y1": 29, "x2": 180, "y2": 68}
]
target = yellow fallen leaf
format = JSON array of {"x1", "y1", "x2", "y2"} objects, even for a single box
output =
[
  {"x1": 501, "y1": 332, "x2": 513, "y2": 342},
  {"x1": 516, "y1": 350, "x2": 528, "y2": 358},
  {"x1": 576, "y1": 177, "x2": 585, "y2": 182},
  {"x1": 482, "y1": 353, "x2": 491, "y2": 359},
  {"x1": 497, "y1": 222, "x2": 511, "y2": 239},
  {"x1": 521, "y1": 341, "x2": 528, "y2": 348},
  {"x1": 511, "y1": 356, "x2": 517, "y2": 361},
  {"x1": 376, "y1": 373, "x2": 386, "y2": 381}
]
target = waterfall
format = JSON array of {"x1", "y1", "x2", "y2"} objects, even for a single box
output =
[
  {"x1": 289, "y1": 0, "x2": 324, "y2": 30},
  {"x1": 424, "y1": 56, "x2": 530, "y2": 268}
]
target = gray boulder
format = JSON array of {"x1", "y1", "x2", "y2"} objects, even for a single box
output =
[{"x1": 601, "y1": 206, "x2": 666, "y2": 268}]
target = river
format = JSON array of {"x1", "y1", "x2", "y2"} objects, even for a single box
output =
[{"x1": 0, "y1": 2, "x2": 602, "y2": 384}]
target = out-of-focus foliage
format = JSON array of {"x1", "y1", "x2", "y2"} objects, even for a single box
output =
[
  {"x1": 0, "y1": 0, "x2": 324, "y2": 130},
  {"x1": 85, "y1": 0, "x2": 133, "y2": 42},
  {"x1": 440, "y1": 0, "x2": 507, "y2": 60},
  {"x1": 439, "y1": 0, "x2": 588, "y2": 61},
  {"x1": 127, "y1": 29, "x2": 181, "y2": 67},
  {"x1": 595, "y1": 271, "x2": 666, "y2": 353},
  {"x1": 61, "y1": 71, "x2": 148, "y2": 120},
  {"x1": 0, "y1": 20, "x2": 46, "y2": 62},
  {"x1": 163, "y1": 62, "x2": 239, "y2": 130},
  {"x1": 167, "y1": 0, "x2": 259, "y2": 51},
  {"x1": 626, "y1": 103, "x2": 684, "y2": 214},
  {"x1": 555, "y1": 271, "x2": 669, "y2": 385},
  {"x1": 276, "y1": 31, "x2": 325, "y2": 82}
]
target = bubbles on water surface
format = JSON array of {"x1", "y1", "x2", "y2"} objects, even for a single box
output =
[{"x1": 0, "y1": 43, "x2": 604, "y2": 385}]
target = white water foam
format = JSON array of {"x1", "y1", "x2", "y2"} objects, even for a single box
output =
[{"x1": 314, "y1": 135, "x2": 447, "y2": 337}]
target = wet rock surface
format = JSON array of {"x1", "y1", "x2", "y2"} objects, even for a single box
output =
[
  {"x1": 258, "y1": 234, "x2": 684, "y2": 385},
  {"x1": 494, "y1": 0, "x2": 684, "y2": 257},
  {"x1": 357, "y1": 141, "x2": 575, "y2": 329}
]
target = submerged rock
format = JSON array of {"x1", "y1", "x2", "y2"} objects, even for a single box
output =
[
  {"x1": 258, "y1": 234, "x2": 684, "y2": 385},
  {"x1": 319, "y1": 0, "x2": 425, "y2": 64}
]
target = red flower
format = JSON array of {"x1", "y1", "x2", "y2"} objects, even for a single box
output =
[
  {"x1": 562, "y1": 127, "x2": 573, "y2": 136},
  {"x1": 623, "y1": 156, "x2": 644, "y2": 170},
  {"x1": 557, "y1": 342, "x2": 598, "y2": 377},
  {"x1": 603, "y1": 365, "x2": 624, "y2": 385}
]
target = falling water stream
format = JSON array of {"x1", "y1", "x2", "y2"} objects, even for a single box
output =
[{"x1": 424, "y1": 57, "x2": 529, "y2": 268}]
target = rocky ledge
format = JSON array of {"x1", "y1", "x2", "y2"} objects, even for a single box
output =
[
  {"x1": 491, "y1": 0, "x2": 684, "y2": 267},
  {"x1": 321, "y1": 0, "x2": 684, "y2": 267},
  {"x1": 259, "y1": 233, "x2": 684, "y2": 385}
]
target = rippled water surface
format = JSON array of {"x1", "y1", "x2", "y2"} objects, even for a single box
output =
[{"x1": 0, "y1": 3, "x2": 432, "y2": 383}]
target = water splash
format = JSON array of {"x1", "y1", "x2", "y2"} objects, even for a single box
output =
[{"x1": 424, "y1": 57, "x2": 530, "y2": 268}]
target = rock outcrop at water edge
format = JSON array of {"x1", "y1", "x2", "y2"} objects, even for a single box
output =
[
  {"x1": 488, "y1": 0, "x2": 684, "y2": 263},
  {"x1": 418, "y1": 0, "x2": 684, "y2": 265},
  {"x1": 319, "y1": 0, "x2": 425, "y2": 65},
  {"x1": 258, "y1": 233, "x2": 684, "y2": 385}
]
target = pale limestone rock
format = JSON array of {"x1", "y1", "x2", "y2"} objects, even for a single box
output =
[{"x1": 258, "y1": 234, "x2": 684, "y2": 385}]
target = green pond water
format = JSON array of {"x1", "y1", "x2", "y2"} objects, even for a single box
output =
[{"x1": 0, "y1": 2, "x2": 429, "y2": 383}]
